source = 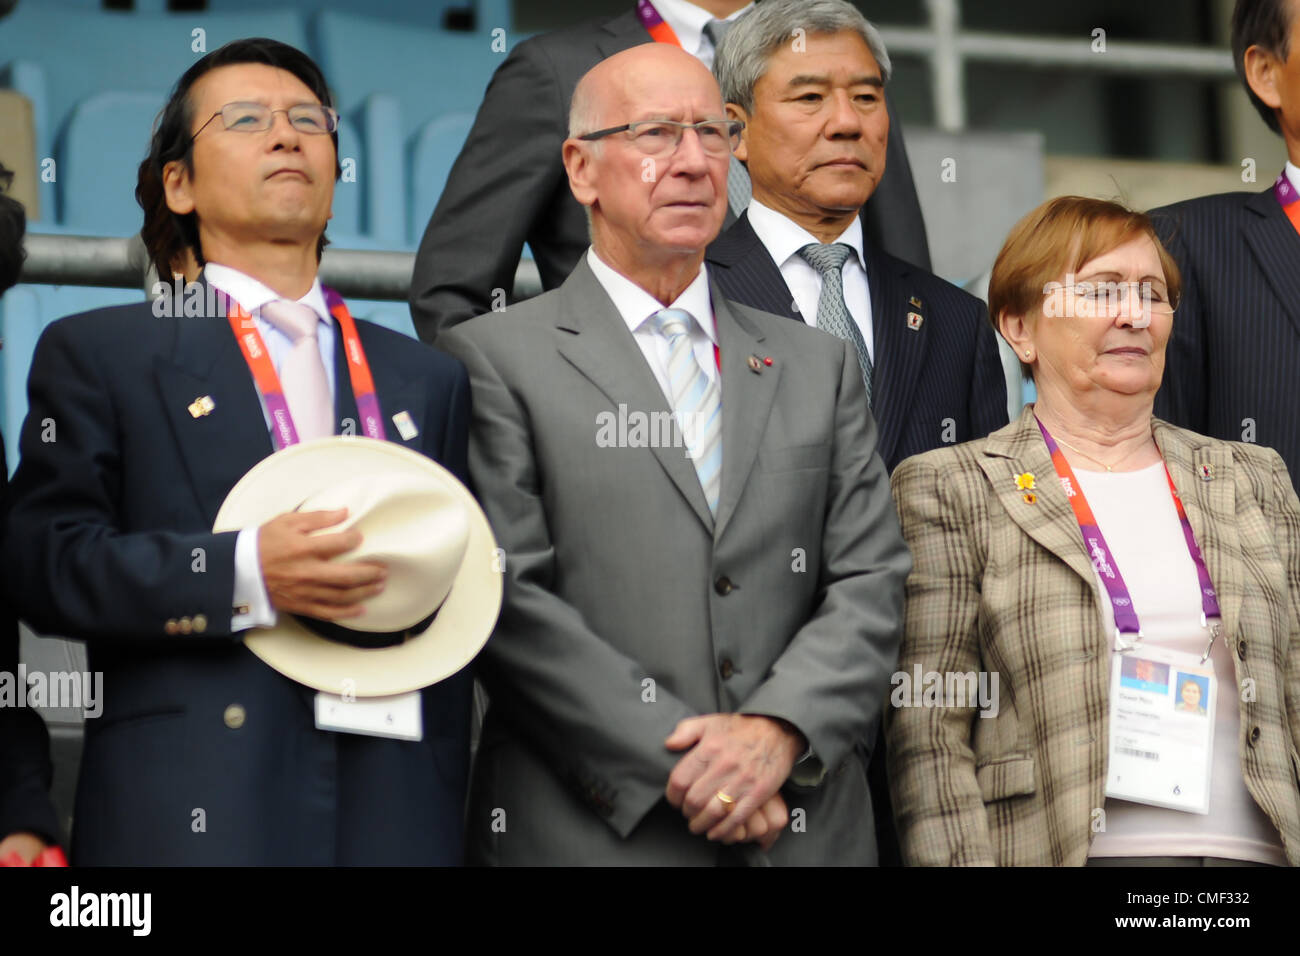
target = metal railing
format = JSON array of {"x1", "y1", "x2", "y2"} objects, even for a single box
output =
[{"x1": 19, "y1": 233, "x2": 543, "y2": 303}]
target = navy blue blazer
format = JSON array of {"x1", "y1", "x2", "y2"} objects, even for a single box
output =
[
  {"x1": 705, "y1": 212, "x2": 1008, "y2": 472},
  {"x1": 0, "y1": 278, "x2": 474, "y2": 865},
  {"x1": 1150, "y1": 188, "x2": 1300, "y2": 493}
]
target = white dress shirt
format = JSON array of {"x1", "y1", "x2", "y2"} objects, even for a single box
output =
[
  {"x1": 585, "y1": 247, "x2": 718, "y2": 402},
  {"x1": 204, "y1": 262, "x2": 336, "y2": 634},
  {"x1": 746, "y1": 199, "x2": 875, "y2": 363},
  {"x1": 1286, "y1": 159, "x2": 1300, "y2": 191},
  {"x1": 654, "y1": 0, "x2": 754, "y2": 69}
]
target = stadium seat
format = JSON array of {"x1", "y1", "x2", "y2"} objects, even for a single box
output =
[
  {"x1": 58, "y1": 92, "x2": 164, "y2": 236},
  {"x1": 310, "y1": 10, "x2": 498, "y2": 140},
  {"x1": 407, "y1": 111, "x2": 475, "y2": 245}
]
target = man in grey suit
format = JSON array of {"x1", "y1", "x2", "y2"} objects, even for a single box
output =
[{"x1": 437, "y1": 42, "x2": 909, "y2": 865}]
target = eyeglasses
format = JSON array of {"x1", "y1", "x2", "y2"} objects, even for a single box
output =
[
  {"x1": 578, "y1": 120, "x2": 744, "y2": 157},
  {"x1": 1051, "y1": 280, "x2": 1176, "y2": 317},
  {"x1": 190, "y1": 102, "x2": 340, "y2": 143}
]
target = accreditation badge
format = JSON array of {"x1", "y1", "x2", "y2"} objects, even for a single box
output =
[
  {"x1": 314, "y1": 690, "x2": 424, "y2": 741},
  {"x1": 1105, "y1": 645, "x2": 1215, "y2": 814}
]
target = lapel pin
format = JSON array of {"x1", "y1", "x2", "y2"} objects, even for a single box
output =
[
  {"x1": 907, "y1": 311, "x2": 924, "y2": 331},
  {"x1": 1023, "y1": 492, "x2": 1037, "y2": 504},
  {"x1": 909, "y1": 295, "x2": 923, "y2": 309},
  {"x1": 747, "y1": 354, "x2": 763, "y2": 373},
  {"x1": 763, "y1": 356, "x2": 773, "y2": 366},
  {"x1": 188, "y1": 395, "x2": 215, "y2": 418},
  {"x1": 392, "y1": 410, "x2": 419, "y2": 441},
  {"x1": 1015, "y1": 472, "x2": 1035, "y2": 490},
  {"x1": 1199, "y1": 463, "x2": 1214, "y2": 481}
]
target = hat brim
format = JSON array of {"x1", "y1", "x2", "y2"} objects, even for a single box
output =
[{"x1": 214, "y1": 436, "x2": 500, "y2": 697}]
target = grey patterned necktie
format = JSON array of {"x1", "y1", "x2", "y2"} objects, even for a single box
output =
[
  {"x1": 702, "y1": 18, "x2": 751, "y2": 216},
  {"x1": 798, "y1": 242, "x2": 874, "y2": 407}
]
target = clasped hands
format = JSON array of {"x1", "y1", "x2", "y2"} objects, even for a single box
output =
[{"x1": 664, "y1": 713, "x2": 805, "y2": 852}]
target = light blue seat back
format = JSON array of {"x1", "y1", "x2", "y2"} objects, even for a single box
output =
[{"x1": 407, "y1": 111, "x2": 475, "y2": 245}]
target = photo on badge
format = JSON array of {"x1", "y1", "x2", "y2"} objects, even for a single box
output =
[
  {"x1": 1173, "y1": 672, "x2": 1209, "y2": 716},
  {"x1": 1119, "y1": 655, "x2": 1170, "y2": 695}
]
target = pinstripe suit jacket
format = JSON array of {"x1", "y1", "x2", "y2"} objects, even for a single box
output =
[
  {"x1": 1150, "y1": 189, "x2": 1300, "y2": 494},
  {"x1": 887, "y1": 404, "x2": 1300, "y2": 866},
  {"x1": 705, "y1": 212, "x2": 1007, "y2": 472}
]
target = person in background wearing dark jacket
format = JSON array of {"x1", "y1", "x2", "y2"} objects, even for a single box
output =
[
  {"x1": 1151, "y1": 0, "x2": 1300, "y2": 493},
  {"x1": 0, "y1": 176, "x2": 62, "y2": 863}
]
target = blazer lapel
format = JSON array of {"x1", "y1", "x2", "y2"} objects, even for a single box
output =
[
  {"x1": 1152, "y1": 420, "x2": 1242, "y2": 647},
  {"x1": 865, "y1": 246, "x2": 928, "y2": 468},
  {"x1": 977, "y1": 405, "x2": 1097, "y2": 589},
  {"x1": 706, "y1": 213, "x2": 801, "y2": 321},
  {"x1": 713, "y1": 289, "x2": 779, "y2": 540},
  {"x1": 1240, "y1": 188, "x2": 1300, "y2": 340},
  {"x1": 153, "y1": 276, "x2": 274, "y2": 525},
  {"x1": 553, "y1": 259, "x2": 715, "y2": 531}
]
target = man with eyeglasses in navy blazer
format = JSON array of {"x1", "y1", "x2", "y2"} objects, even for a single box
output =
[{"x1": 1, "y1": 39, "x2": 475, "y2": 866}]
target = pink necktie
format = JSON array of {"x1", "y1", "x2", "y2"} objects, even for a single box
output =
[{"x1": 259, "y1": 299, "x2": 333, "y2": 442}]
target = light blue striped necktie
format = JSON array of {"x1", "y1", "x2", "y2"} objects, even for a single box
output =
[{"x1": 650, "y1": 308, "x2": 723, "y2": 515}]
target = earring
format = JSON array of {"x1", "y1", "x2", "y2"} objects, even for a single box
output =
[{"x1": 1024, "y1": 350, "x2": 1032, "y2": 358}]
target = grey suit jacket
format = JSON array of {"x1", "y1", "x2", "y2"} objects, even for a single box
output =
[{"x1": 437, "y1": 257, "x2": 910, "y2": 865}]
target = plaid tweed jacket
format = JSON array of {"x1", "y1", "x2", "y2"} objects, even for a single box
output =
[{"x1": 887, "y1": 403, "x2": 1300, "y2": 866}]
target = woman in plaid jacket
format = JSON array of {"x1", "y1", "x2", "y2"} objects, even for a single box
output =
[{"x1": 887, "y1": 197, "x2": 1300, "y2": 866}]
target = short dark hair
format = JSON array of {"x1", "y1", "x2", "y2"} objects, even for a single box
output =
[
  {"x1": 136, "y1": 37, "x2": 340, "y2": 279},
  {"x1": 0, "y1": 172, "x2": 26, "y2": 295},
  {"x1": 1232, "y1": 0, "x2": 1295, "y2": 135}
]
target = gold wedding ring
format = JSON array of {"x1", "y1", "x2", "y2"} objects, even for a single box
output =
[{"x1": 715, "y1": 790, "x2": 736, "y2": 813}]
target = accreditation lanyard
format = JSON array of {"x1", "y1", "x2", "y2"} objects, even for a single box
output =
[
  {"x1": 1273, "y1": 168, "x2": 1300, "y2": 235},
  {"x1": 223, "y1": 284, "x2": 387, "y2": 449},
  {"x1": 1035, "y1": 417, "x2": 1221, "y2": 645},
  {"x1": 635, "y1": 0, "x2": 683, "y2": 45}
]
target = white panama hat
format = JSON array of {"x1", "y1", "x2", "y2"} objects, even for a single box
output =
[{"x1": 214, "y1": 436, "x2": 501, "y2": 697}]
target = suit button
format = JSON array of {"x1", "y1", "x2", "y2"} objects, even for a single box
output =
[
  {"x1": 223, "y1": 704, "x2": 246, "y2": 730},
  {"x1": 1237, "y1": 639, "x2": 1247, "y2": 659},
  {"x1": 714, "y1": 576, "x2": 734, "y2": 595},
  {"x1": 193, "y1": 614, "x2": 208, "y2": 634},
  {"x1": 719, "y1": 658, "x2": 735, "y2": 679},
  {"x1": 1248, "y1": 725, "x2": 1261, "y2": 746},
  {"x1": 164, "y1": 618, "x2": 180, "y2": 635},
  {"x1": 178, "y1": 616, "x2": 193, "y2": 635}
]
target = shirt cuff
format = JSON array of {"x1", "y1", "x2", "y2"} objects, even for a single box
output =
[{"x1": 232, "y1": 527, "x2": 277, "y2": 632}]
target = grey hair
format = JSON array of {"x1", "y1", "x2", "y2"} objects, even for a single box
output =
[
  {"x1": 569, "y1": 70, "x2": 602, "y2": 139},
  {"x1": 715, "y1": 0, "x2": 892, "y2": 114}
]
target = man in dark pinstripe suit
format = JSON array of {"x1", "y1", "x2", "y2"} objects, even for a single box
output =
[
  {"x1": 1151, "y1": 0, "x2": 1300, "y2": 492},
  {"x1": 705, "y1": 1, "x2": 1007, "y2": 475},
  {"x1": 703, "y1": 0, "x2": 1007, "y2": 867}
]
